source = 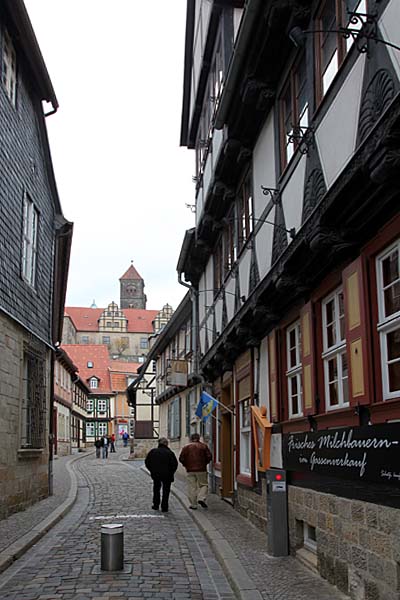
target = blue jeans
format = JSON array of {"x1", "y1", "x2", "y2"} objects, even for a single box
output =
[{"x1": 102, "y1": 445, "x2": 108, "y2": 458}]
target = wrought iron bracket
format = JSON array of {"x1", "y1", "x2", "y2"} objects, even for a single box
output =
[{"x1": 288, "y1": 125, "x2": 314, "y2": 155}]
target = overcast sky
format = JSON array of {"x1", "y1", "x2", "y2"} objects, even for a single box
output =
[{"x1": 24, "y1": 0, "x2": 195, "y2": 312}]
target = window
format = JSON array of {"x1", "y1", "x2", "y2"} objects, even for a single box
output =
[
  {"x1": 87, "y1": 361, "x2": 93, "y2": 368},
  {"x1": 89, "y1": 377, "x2": 98, "y2": 389},
  {"x1": 322, "y1": 288, "x2": 349, "y2": 409},
  {"x1": 237, "y1": 170, "x2": 253, "y2": 253},
  {"x1": 86, "y1": 421, "x2": 95, "y2": 437},
  {"x1": 86, "y1": 399, "x2": 93, "y2": 412},
  {"x1": 213, "y1": 238, "x2": 223, "y2": 293},
  {"x1": 195, "y1": 31, "x2": 224, "y2": 179},
  {"x1": 98, "y1": 422, "x2": 108, "y2": 436},
  {"x1": 106, "y1": 321, "x2": 112, "y2": 328},
  {"x1": 98, "y1": 399, "x2": 107, "y2": 412},
  {"x1": 185, "y1": 320, "x2": 192, "y2": 355},
  {"x1": 286, "y1": 321, "x2": 303, "y2": 418},
  {"x1": 377, "y1": 240, "x2": 400, "y2": 399},
  {"x1": 102, "y1": 336, "x2": 110, "y2": 344},
  {"x1": 168, "y1": 397, "x2": 181, "y2": 439},
  {"x1": 239, "y1": 398, "x2": 251, "y2": 474},
  {"x1": 140, "y1": 337, "x2": 148, "y2": 349},
  {"x1": 316, "y1": 0, "x2": 367, "y2": 102},
  {"x1": 223, "y1": 209, "x2": 236, "y2": 277},
  {"x1": 280, "y1": 54, "x2": 308, "y2": 170},
  {"x1": 21, "y1": 348, "x2": 46, "y2": 448},
  {"x1": 2, "y1": 29, "x2": 17, "y2": 105},
  {"x1": 22, "y1": 195, "x2": 39, "y2": 286},
  {"x1": 81, "y1": 336, "x2": 89, "y2": 344}
]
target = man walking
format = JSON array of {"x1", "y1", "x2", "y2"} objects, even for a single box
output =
[
  {"x1": 145, "y1": 438, "x2": 178, "y2": 513},
  {"x1": 179, "y1": 433, "x2": 212, "y2": 509}
]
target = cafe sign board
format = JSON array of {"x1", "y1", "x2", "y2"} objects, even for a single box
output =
[{"x1": 283, "y1": 423, "x2": 400, "y2": 486}]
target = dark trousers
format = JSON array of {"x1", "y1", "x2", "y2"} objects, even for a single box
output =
[{"x1": 152, "y1": 477, "x2": 172, "y2": 511}]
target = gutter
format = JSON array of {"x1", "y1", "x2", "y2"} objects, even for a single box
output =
[{"x1": 215, "y1": 0, "x2": 264, "y2": 129}]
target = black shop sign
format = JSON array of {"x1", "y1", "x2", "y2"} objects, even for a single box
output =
[{"x1": 283, "y1": 423, "x2": 400, "y2": 486}]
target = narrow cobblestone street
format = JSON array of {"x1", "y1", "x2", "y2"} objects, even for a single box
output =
[{"x1": 0, "y1": 447, "x2": 348, "y2": 600}]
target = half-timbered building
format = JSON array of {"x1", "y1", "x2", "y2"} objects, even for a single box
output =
[{"x1": 179, "y1": 1, "x2": 400, "y2": 596}]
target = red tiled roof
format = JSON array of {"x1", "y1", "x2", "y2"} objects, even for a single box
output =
[
  {"x1": 120, "y1": 264, "x2": 142, "y2": 280},
  {"x1": 62, "y1": 345, "x2": 113, "y2": 393},
  {"x1": 110, "y1": 372, "x2": 129, "y2": 392},
  {"x1": 64, "y1": 307, "x2": 158, "y2": 333},
  {"x1": 109, "y1": 361, "x2": 140, "y2": 374}
]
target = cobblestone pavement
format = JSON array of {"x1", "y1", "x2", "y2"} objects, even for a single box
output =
[
  {"x1": 0, "y1": 449, "x2": 235, "y2": 600},
  {"x1": 170, "y1": 473, "x2": 347, "y2": 600}
]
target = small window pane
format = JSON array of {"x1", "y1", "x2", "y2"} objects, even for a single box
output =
[
  {"x1": 388, "y1": 363, "x2": 400, "y2": 393},
  {"x1": 382, "y1": 251, "x2": 399, "y2": 287},
  {"x1": 387, "y1": 329, "x2": 400, "y2": 361}
]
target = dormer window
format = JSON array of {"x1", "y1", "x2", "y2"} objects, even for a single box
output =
[
  {"x1": 89, "y1": 377, "x2": 98, "y2": 389},
  {"x1": 87, "y1": 361, "x2": 93, "y2": 368}
]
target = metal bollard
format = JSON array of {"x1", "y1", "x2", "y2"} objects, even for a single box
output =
[{"x1": 101, "y1": 523, "x2": 124, "y2": 571}]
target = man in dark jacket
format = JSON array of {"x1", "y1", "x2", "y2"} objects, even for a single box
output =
[
  {"x1": 145, "y1": 438, "x2": 178, "y2": 512},
  {"x1": 179, "y1": 433, "x2": 212, "y2": 509}
]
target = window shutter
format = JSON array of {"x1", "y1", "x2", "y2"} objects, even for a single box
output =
[
  {"x1": 268, "y1": 331, "x2": 279, "y2": 422},
  {"x1": 176, "y1": 397, "x2": 181, "y2": 438},
  {"x1": 300, "y1": 301, "x2": 316, "y2": 416},
  {"x1": 342, "y1": 257, "x2": 371, "y2": 406}
]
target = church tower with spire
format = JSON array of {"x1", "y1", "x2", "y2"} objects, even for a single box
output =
[{"x1": 120, "y1": 262, "x2": 147, "y2": 309}]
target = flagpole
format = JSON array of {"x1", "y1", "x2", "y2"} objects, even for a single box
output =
[{"x1": 211, "y1": 394, "x2": 235, "y2": 416}]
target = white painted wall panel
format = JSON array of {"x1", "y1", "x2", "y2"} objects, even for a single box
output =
[
  {"x1": 379, "y1": 2, "x2": 400, "y2": 80},
  {"x1": 238, "y1": 248, "x2": 251, "y2": 303},
  {"x1": 205, "y1": 257, "x2": 214, "y2": 308},
  {"x1": 255, "y1": 206, "x2": 275, "y2": 280},
  {"x1": 225, "y1": 277, "x2": 235, "y2": 323},
  {"x1": 253, "y1": 112, "x2": 276, "y2": 221},
  {"x1": 203, "y1": 155, "x2": 213, "y2": 203},
  {"x1": 233, "y1": 8, "x2": 244, "y2": 40},
  {"x1": 258, "y1": 336, "x2": 270, "y2": 421},
  {"x1": 316, "y1": 54, "x2": 366, "y2": 188},
  {"x1": 196, "y1": 186, "x2": 204, "y2": 226},
  {"x1": 198, "y1": 273, "x2": 206, "y2": 324},
  {"x1": 281, "y1": 154, "x2": 307, "y2": 243},
  {"x1": 215, "y1": 296, "x2": 223, "y2": 335},
  {"x1": 212, "y1": 128, "x2": 224, "y2": 170}
]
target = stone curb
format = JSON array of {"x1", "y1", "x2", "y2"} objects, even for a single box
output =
[
  {"x1": 140, "y1": 466, "x2": 262, "y2": 600},
  {"x1": 0, "y1": 451, "x2": 91, "y2": 574}
]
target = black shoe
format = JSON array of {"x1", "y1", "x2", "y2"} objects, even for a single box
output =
[
  {"x1": 161, "y1": 508, "x2": 168, "y2": 513},
  {"x1": 189, "y1": 505, "x2": 197, "y2": 510},
  {"x1": 198, "y1": 500, "x2": 208, "y2": 509},
  {"x1": 152, "y1": 505, "x2": 159, "y2": 511}
]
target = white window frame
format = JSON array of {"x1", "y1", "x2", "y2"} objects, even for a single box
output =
[
  {"x1": 98, "y1": 422, "x2": 108, "y2": 436},
  {"x1": 22, "y1": 194, "x2": 39, "y2": 286},
  {"x1": 286, "y1": 321, "x2": 303, "y2": 418},
  {"x1": 376, "y1": 240, "x2": 400, "y2": 400},
  {"x1": 239, "y1": 398, "x2": 251, "y2": 475},
  {"x1": 2, "y1": 29, "x2": 17, "y2": 105},
  {"x1": 322, "y1": 287, "x2": 349, "y2": 410},
  {"x1": 86, "y1": 399, "x2": 93, "y2": 412},
  {"x1": 89, "y1": 377, "x2": 98, "y2": 389},
  {"x1": 98, "y1": 398, "x2": 107, "y2": 412},
  {"x1": 86, "y1": 421, "x2": 95, "y2": 437}
]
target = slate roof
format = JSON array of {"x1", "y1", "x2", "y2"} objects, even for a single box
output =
[
  {"x1": 62, "y1": 345, "x2": 113, "y2": 393},
  {"x1": 64, "y1": 307, "x2": 158, "y2": 333}
]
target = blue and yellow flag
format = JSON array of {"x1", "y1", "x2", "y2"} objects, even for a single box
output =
[{"x1": 195, "y1": 391, "x2": 218, "y2": 421}]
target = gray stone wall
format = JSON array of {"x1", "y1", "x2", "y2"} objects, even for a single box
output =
[
  {"x1": 288, "y1": 485, "x2": 400, "y2": 600},
  {"x1": 0, "y1": 312, "x2": 50, "y2": 520},
  {"x1": 235, "y1": 480, "x2": 268, "y2": 532}
]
